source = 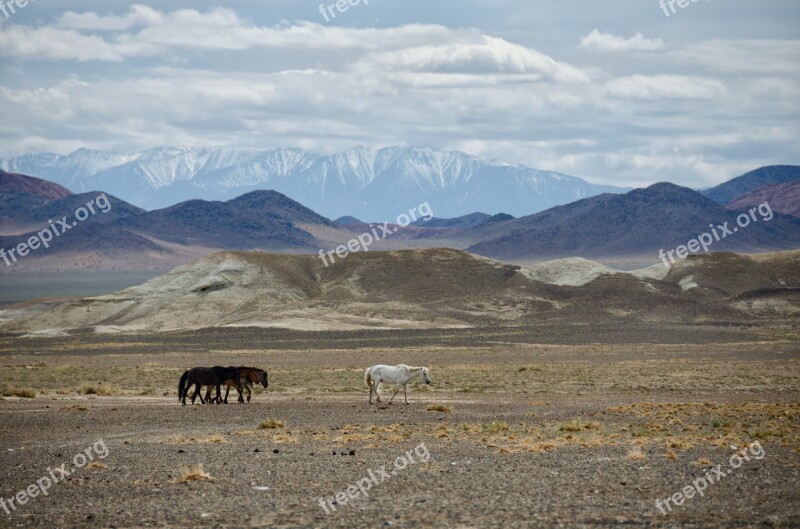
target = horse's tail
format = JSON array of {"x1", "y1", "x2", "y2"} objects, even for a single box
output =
[
  {"x1": 178, "y1": 370, "x2": 189, "y2": 401},
  {"x1": 364, "y1": 367, "x2": 372, "y2": 388}
]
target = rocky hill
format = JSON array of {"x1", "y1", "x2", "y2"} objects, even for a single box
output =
[{"x1": 2, "y1": 249, "x2": 797, "y2": 335}]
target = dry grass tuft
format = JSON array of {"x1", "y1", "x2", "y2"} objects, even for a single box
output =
[
  {"x1": 666, "y1": 448, "x2": 678, "y2": 460},
  {"x1": 462, "y1": 423, "x2": 481, "y2": 434},
  {"x1": 436, "y1": 424, "x2": 451, "y2": 439},
  {"x1": 527, "y1": 441, "x2": 559, "y2": 453},
  {"x1": 667, "y1": 438, "x2": 691, "y2": 450},
  {"x1": 627, "y1": 448, "x2": 646, "y2": 461},
  {"x1": 271, "y1": 433, "x2": 298, "y2": 444},
  {"x1": 577, "y1": 435, "x2": 605, "y2": 448},
  {"x1": 559, "y1": 419, "x2": 601, "y2": 433},
  {"x1": 482, "y1": 421, "x2": 510, "y2": 434},
  {"x1": 79, "y1": 383, "x2": 117, "y2": 396},
  {"x1": 259, "y1": 418, "x2": 285, "y2": 430},
  {"x1": 87, "y1": 462, "x2": 108, "y2": 470},
  {"x1": 2, "y1": 387, "x2": 36, "y2": 398},
  {"x1": 173, "y1": 464, "x2": 214, "y2": 483},
  {"x1": 427, "y1": 404, "x2": 452, "y2": 413}
]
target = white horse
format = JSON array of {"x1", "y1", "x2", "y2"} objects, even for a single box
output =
[{"x1": 364, "y1": 364, "x2": 431, "y2": 405}]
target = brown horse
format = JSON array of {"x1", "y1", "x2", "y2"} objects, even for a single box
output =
[
  {"x1": 204, "y1": 367, "x2": 269, "y2": 404},
  {"x1": 178, "y1": 366, "x2": 243, "y2": 405}
]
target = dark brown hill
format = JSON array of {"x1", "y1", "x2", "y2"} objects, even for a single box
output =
[
  {"x1": 727, "y1": 181, "x2": 800, "y2": 217},
  {"x1": 0, "y1": 170, "x2": 72, "y2": 201},
  {"x1": 114, "y1": 190, "x2": 334, "y2": 251},
  {"x1": 467, "y1": 183, "x2": 800, "y2": 261},
  {"x1": 703, "y1": 165, "x2": 800, "y2": 205}
]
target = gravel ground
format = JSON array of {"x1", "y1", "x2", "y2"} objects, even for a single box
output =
[
  {"x1": 1, "y1": 392, "x2": 798, "y2": 528},
  {"x1": 0, "y1": 333, "x2": 798, "y2": 528}
]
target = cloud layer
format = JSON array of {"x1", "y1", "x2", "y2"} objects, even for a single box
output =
[{"x1": 0, "y1": 2, "x2": 798, "y2": 189}]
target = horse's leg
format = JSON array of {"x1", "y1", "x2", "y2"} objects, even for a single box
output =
[
  {"x1": 404, "y1": 383, "x2": 409, "y2": 404},
  {"x1": 192, "y1": 383, "x2": 203, "y2": 404},
  {"x1": 204, "y1": 386, "x2": 213, "y2": 404},
  {"x1": 239, "y1": 382, "x2": 247, "y2": 404},
  {"x1": 226, "y1": 382, "x2": 241, "y2": 404},
  {"x1": 370, "y1": 378, "x2": 380, "y2": 403},
  {"x1": 389, "y1": 384, "x2": 401, "y2": 404}
]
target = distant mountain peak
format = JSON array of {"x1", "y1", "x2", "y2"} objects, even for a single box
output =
[
  {"x1": 0, "y1": 146, "x2": 627, "y2": 219},
  {"x1": 704, "y1": 165, "x2": 800, "y2": 205}
]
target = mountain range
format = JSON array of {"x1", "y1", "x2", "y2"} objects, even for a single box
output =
[
  {"x1": 1, "y1": 164, "x2": 798, "y2": 271},
  {"x1": 0, "y1": 146, "x2": 626, "y2": 219}
]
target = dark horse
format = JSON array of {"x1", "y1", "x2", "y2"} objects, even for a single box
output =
[
  {"x1": 178, "y1": 366, "x2": 243, "y2": 405},
  {"x1": 204, "y1": 367, "x2": 269, "y2": 404}
]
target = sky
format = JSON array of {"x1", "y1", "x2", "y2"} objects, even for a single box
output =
[{"x1": 0, "y1": 0, "x2": 798, "y2": 188}]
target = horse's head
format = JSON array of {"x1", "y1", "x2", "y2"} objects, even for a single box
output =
[
  {"x1": 259, "y1": 370, "x2": 269, "y2": 389},
  {"x1": 421, "y1": 367, "x2": 431, "y2": 385}
]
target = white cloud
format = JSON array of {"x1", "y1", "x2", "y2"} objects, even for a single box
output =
[
  {"x1": 0, "y1": 3, "x2": 798, "y2": 191},
  {"x1": 2, "y1": 5, "x2": 459, "y2": 60},
  {"x1": 669, "y1": 39, "x2": 800, "y2": 75},
  {"x1": 0, "y1": 26, "x2": 161, "y2": 61},
  {"x1": 604, "y1": 75, "x2": 725, "y2": 100},
  {"x1": 357, "y1": 36, "x2": 589, "y2": 82},
  {"x1": 57, "y1": 4, "x2": 164, "y2": 31},
  {"x1": 579, "y1": 30, "x2": 664, "y2": 52}
]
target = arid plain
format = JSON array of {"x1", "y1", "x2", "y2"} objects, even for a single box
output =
[
  {"x1": 1, "y1": 321, "x2": 798, "y2": 528},
  {"x1": 2, "y1": 249, "x2": 799, "y2": 528}
]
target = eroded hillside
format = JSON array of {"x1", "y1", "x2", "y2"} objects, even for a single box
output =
[{"x1": 1, "y1": 249, "x2": 797, "y2": 334}]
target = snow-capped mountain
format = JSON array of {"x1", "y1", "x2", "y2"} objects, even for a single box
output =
[{"x1": 0, "y1": 147, "x2": 626, "y2": 219}]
